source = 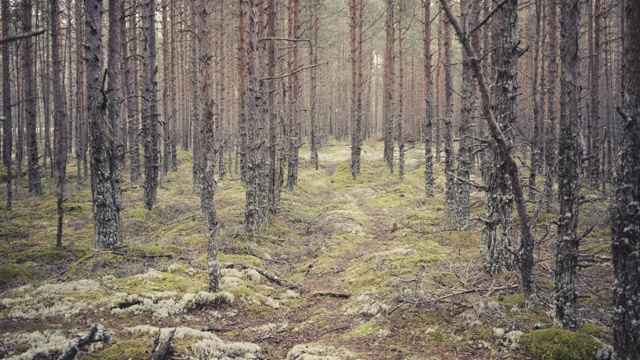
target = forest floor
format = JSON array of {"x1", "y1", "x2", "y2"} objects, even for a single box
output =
[{"x1": 0, "y1": 141, "x2": 615, "y2": 359}]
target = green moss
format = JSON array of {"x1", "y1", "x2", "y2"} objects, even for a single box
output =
[
  {"x1": 128, "y1": 244, "x2": 181, "y2": 256},
  {"x1": 501, "y1": 293, "x2": 525, "y2": 307},
  {"x1": 581, "y1": 324, "x2": 612, "y2": 345},
  {"x1": 12, "y1": 343, "x2": 31, "y2": 354},
  {"x1": 10, "y1": 245, "x2": 68, "y2": 263},
  {"x1": 0, "y1": 263, "x2": 33, "y2": 287},
  {"x1": 521, "y1": 328, "x2": 600, "y2": 360},
  {"x1": 98, "y1": 337, "x2": 151, "y2": 360}
]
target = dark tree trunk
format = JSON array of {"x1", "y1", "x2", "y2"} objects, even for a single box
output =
[
  {"x1": 266, "y1": 0, "x2": 279, "y2": 213},
  {"x1": 529, "y1": 0, "x2": 545, "y2": 202},
  {"x1": 238, "y1": 0, "x2": 248, "y2": 183},
  {"x1": 589, "y1": 0, "x2": 602, "y2": 188},
  {"x1": 612, "y1": 0, "x2": 640, "y2": 356},
  {"x1": 75, "y1": 0, "x2": 87, "y2": 188},
  {"x1": 383, "y1": 0, "x2": 394, "y2": 172},
  {"x1": 456, "y1": 0, "x2": 478, "y2": 230},
  {"x1": 22, "y1": 0, "x2": 42, "y2": 195},
  {"x1": 423, "y1": 0, "x2": 434, "y2": 197},
  {"x1": 287, "y1": 0, "x2": 300, "y2": 189},
  {"x1": 124, "y1": 0, "x2": 140, "y2": 182},
  {"x1": 481, "y1": 0, "x2": 518, "y2": 275},
  {"x1": 86, "y1": 0, "x2": 123, "y2": 250},
  {"x1": 309, "y1": 0, "x2": 319, "y2": 170},
  {"x1": 397, "y1": 0, "x2": 405, "y2": 181},
  {"x1": 350, "y1": 0, "x2": 363, "y2": 179},
  {"x1": 544, "y1": 0, "x2": 559, "y2": 211},
  {"x1": 442, "y1": 10, "x2": 455, "y2": 217},
  {"x1": 2, "y1": 0, "x2": 13, "y2": 210},
  {"x1": 142, "y1": 0, "x2": 159, "y2": 210},
  {"x1": 555, "y1": 0, "x2": 582, "y2": 331},
  {"x1": 107, "y1": 0, "x2": 124, "y2": 227},
  {"x1": 52, "y1": 0, "x2": 68, "y2": 247},
  {"x1": 161, "y1": 0, "x2": 172, "y2": 176},
  {"x1": 216, "y1": 0, "x2": 226, "y2": 180},
  {"x1": 198, "y1": 0, "x2": 220, "y2": 292}
]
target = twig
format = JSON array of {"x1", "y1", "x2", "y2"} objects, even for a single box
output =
[
  {"x1": 236, "y1": 263, "x2": 303, "y2": 292},
  {"x1": 57, "y1": 324, "x2": 114, "y2": 360},
  {"x1": 319, "y1": 325, "x2": 350, "y2": 336},
  {"x1": 0, "y1": 29, "x2": 45, "y2": 45},
  {"x1": 311, "y1": 291, "x2": 352, "y2": 299},
  {"x1": 445, "y1": 171, "x2": 487, "y2": 191}
]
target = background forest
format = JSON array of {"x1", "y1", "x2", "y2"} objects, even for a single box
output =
[{"x1": 0, "y1": 0, "x2": 639, "y2": 359}]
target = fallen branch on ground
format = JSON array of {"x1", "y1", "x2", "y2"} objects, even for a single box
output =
[
  {"x1": 149, "y1": 328, "x2": 175, "y2": 360},
  {"x1": 396, "y1": 284, "x2": 519, "y2": 306},
  {"x1": 236, "y1": 263, "x2": 303, "y2": 292},
  {"x1": 311, "y1": 291, "x2": 352, "y2": 299},
  {"x1": 57, "y1": 324, "x2": 113, "y2": 360}
]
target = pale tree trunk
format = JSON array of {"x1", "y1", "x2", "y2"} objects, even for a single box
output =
[
  {"x1": 169, "y1": 0, "x2": 177, "y2": 171},
  {"x1": 161, "y1": 0, "x2": 172, "y2": 176},
  {"x1": 142, "y1": 0, "x2": 159, "y2": 210},
  {"x1": 52, "y1": 0, "x2": 68, "y2": 247},
  {"x1": 442, "y1": 10, "x2": 455, "y2": 217},
  {"x1": 554, "y1": 0, "x2": 582, "y2": 331},
  {"x1": 455, "y1": 0, "x2": 478, "y2": 230},
  {"x1": 423, "y1": 0, "x2": 434, "y2": 197},
  {"x1": 440, "y1": 0, "x2": 536, "y2": 304},
  {"x1": 216, "y1": 0, "x2": 226, "y2": 180},
  {"x1": 309, "y1": 0, "x2": 319, "y2": 170},
  {"x1": 238, "y1": 0, "x2": 248, "y2": 183},
  {"x1": 528, "y1": 0, "x2": 545, "y2": 202},
  {"x1": 612, "y1": 0, "x2": 640, "y2": 356},
  {"x1": 198, "y1": 0, "x2": 220, "y2": 292},
  {"x1": 86, "y1": 0, "x2": 123, "y2": 250},
  {"x1": 2, "y1": 0, "x2": 13, "y2": 210},
  {"x1": 190, "y1": 0, "x2": 201, "y2": 187},
  {"x1": 397, "y1": 0, "x2": 405, "y2": 181},
  {"x1": 383, "y1": 0, "x2": 394, "y2": 172},
  {"x1": 349, "y1": 0, "x2": 363, "y2": 179},
  {"x1": 22, "y1": 0, "x2": 42, "y2": 195}
]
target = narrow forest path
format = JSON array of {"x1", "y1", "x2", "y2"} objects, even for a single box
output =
[{"x1": 0, "y1": 142, "x2": 614, "y2": 360}]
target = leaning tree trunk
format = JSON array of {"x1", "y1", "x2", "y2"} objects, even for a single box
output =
[
  {"x1": 555, "y1": 0, "x2": 582, "y2": 331},
  {"x1": 22, "y1": 0, "x2": 42, "y2": 195},
  {"x1": 439, "y1": 0, "x2": 536, "y2": 303},
  {"x1": 142, "y1": 0, "x2": 159, "y2": 210},
  {"x1": 2, "y1": 0, "x2": 13, "y2": 210},
  {"x1": 198, "y1": 0, "x2": 220, "y2": 292},
  {"x1": 52, "y1": 0, "x2": 68, "y2": 247},
  {"x1": 612, "y1": 0, "x2": 640, "y2": 356},
  {"x1": 86, "y1": 0, "x2": 123, "y2": 250},
  {"x1": 481, "y1": 0, "x2": 518, "y2": 275}
]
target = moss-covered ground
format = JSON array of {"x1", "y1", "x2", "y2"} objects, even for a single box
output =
[{"x1": 0, "y1": 141, "x2": 613, "y2": 359}]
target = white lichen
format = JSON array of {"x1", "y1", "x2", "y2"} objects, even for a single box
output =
[
  {"x1": 1, "y1": 329, "x2": 69, "y2": 360},
  {"x1": 244, "y1": 269, "x2": 262, "y2": 283},
  {"x1": 285, "y1": 344, "x2": 359, "y2": 360}
]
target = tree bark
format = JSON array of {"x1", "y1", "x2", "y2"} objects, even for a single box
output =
[
  {"x1": 287, "y1": 0, "x2": 301, "y2": 189},
  {"x1": 555, "y1": 0, "x2": 582, "y2": 331},
  {"x1": 22, "y1": 0, "x2": 42, "y2": 195},
  {"x1": 309, "y1": 0, "x2": 319, "y2": 171},
  {"x1": 142, "y1": 0, "x2": 159, "y2": 210},
  {"x1": 2, "y1": 0, "x2": 13, "y2": 211},
  {"x1": 52, "y1": 0, "x2": 68, "y2": 247},
  {"x1": 612, "y1": 0, "x2": 640, "y2": 356},
  {"x1": 544, "y1": 0, "x2": 559, "y2": 211},
  {"x1": 383, "y1": 0, "x2": 395, "y2": 172},
  {"x1": 75, "y1": 0, "x2": 87, "y2": 188},
  {"x1": 86, "y1": 0, "x2": 123, "y2": 250},
  {"x1": 442, "y1": 9, "x2": 455, "y2": 217},
  {"x1": 350, "y1": 0, "x2": 363, "y2": 179},
  {"x1": 423, "y1": 0, "x2": 434, "y2": 197}
]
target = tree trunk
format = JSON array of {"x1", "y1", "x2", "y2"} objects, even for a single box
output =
[
  {"x1": 589, "y1": 0, "x2": 602, "y2": 188},
  {"x1": 124, "y1": 0, "x2": 140, "y2": 182},
  {"x1": 162, "y1": 0, "x2": 172, "y2": 176},
  {"x1": 423, "y1": 0, "x2": 434, "y2": 197},
  {"x1": 544, "y1": 0, "x2": 559, "y2": 211},
  {"x1": 287, "y1": 0, "x2": 300, "y2": 189},
  {"x1": 22, "y1": 0, "x2": 42, "y2": 195},
  {"x1": 397, "y1": 0, "x2": 405, "y2": 181},
  {"x1": 86, "y1": 0, "x2": 123, "y2": 250},
  {"x1": 238, "y1": 0, "x2": 248, "y2": 183},
  {"x1": 612, "y1": 0, "x2": 640, "y2": 356},
  {"x1": 142, "y1": 0, "x2": 159, "y2": 210},
  {"x1": 198, "y1": 0, "x2": 220, "y2": 292},
  {"x1": 350, "y1": 0, "x2": 363, "y2": 179},
  {"x1": 216, "y1": 0, "x2": 226, "y2": 180},
  {"x1": 2, "y1": 0, "x2": 13, "y2": 211},
  {"x1": 309, "y1": 0, "x2": 319, "y2": 171},
  {"x1": 529, "y1": 0, "x2": 545, "y2": 203},
  {"x1": 52, "y1": 0, "x2": 68, "y2": 247},
  {"x1": 383, "y1": 0, "x2": 394, "y2": 172},
  {"x1": 442, "y1": 10, "x2": 455, "y2": 217},
  {"x1": 481, "y1": 0, "x2": 517, "y2": 275},
  {"x1": 555, "y1": 0, "x2": 582, "y2": 331},
  {"x1": 75, "y1": 0, "x2": 86, "y2": 188}
]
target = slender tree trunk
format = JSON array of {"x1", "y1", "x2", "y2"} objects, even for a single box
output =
[
  {"x1": 216, "y1": 0, "x2": 226, "y2": 180},
  {"x1": 309, "y1": 0, "x2": 319, "y2": 170},
  {"x1": 75, "y1": 0, "x2": 86, "y2": 188},
  {"x1": 266, "y1": 0, "x2": 279, "y2": 213},
  {"x1": 41, "y1": 25, "x2": 52, "y2": 178},
  {"x1": 162, "y1": 0, "x2": 171, "y2": 176},
  {"x1": 238, "y1": 0, "x2": 248, "y2": 183},
  {"x1": 86, "y1": 0, "x2": 123, "y2": 250},
  {"x1": 287, "y1": 0, "x2": 300, "y2": 189},
  {"x1": 397, "y1": 0, "x2": 405, "y2": 181},
  {"x1": 350, "y1": 0, "x2": 363, "y2": 179},
  {"x1": 383, "y1": 0, "x2": 395, "y2": 172},
  {"x1": 423, "y1": 0, "x2": 434, "y2": 197},
  {"x1": 169, "y1": 0, "x2": 177, "y2": 171},
  {"x1": 124, "y1": 0, "x2": 140, "y2": 182},
  {"x1": 555, "y1": 0, "x2": 582, "y2": 331},
  {"x1": 108, "y1": 0, "x2": 124, "y2": 227},
  {"x1": 612, "y1": 0, "x2": 640, "y2": 356},
  {"x1": 22, "y1": 0, "x2": 42, "y2": 195},
  {"x1": 142, "y1": 0, "x2": 159, "y2": 210},
  {"x1": 443, "y1": 10, "x2": 455, "y2": 217},
  {"x1": 198, "y1": 0, "x2": 220, "y2": 292},
  {"x1": 589, "y1": 0, "x2": 602, "y2": 188},
  {"x1": 52, "y1": 0, "x2": 68, "y2": 247},
  {"x1": 545, "y1": 0, "x2": 559, "y2": 211},
  {"x1": 529, "y1": 0, "x2": 545, "y2": 203},
  {"x1": 456, "y1": 0, "x2": 477, "y2": 230},
  {"x1": 2, "y1": 0, "x2": 12, "y2": 210}
]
